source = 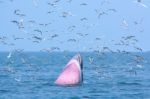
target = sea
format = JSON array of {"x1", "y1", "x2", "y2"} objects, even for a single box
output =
[{"x1": 0, "y1": 51, "x2": 150, "y2": 99}]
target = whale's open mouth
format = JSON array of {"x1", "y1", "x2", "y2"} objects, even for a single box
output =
[
  {"x1": 55, "y1": 53, "x2": 83, "y2": 85},
  {"x1": 73, "y1": 53, "x2": 83, "y2": 70}
]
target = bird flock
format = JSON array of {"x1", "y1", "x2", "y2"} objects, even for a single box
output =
[{"x1": 0, "y1": 0, "x2": 148, "y2": 81}]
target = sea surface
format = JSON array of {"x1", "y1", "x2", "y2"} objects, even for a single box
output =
[{"x1": 0, "y1": 52, "x2": 150, "y2": 99}]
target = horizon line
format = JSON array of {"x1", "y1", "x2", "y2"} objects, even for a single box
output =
[{"x1": 0, "y1": 50, "x2": 150, "y2": 53}]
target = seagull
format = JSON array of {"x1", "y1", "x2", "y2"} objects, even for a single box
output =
[
  {"x1": 39, "y1": 23, "x2": 51, "y2": 27},
  {"x1": 28, "y1": 20, "x2": 36, "y2": 24},
  {"x1": 136, "y1": 64, "x2": 143, "y2": 68},
  {"x1": 68, "y1": 39, "x2": 77, "y2": 42},
  {"x1": 132, "y1": 38, "x2": 138, "y2": 42},
  {"x1": 121, "y1": 19, "x2": 129, "y2": 29},
  {"x1": 11, "y1": 20, "x2": 19, "y2": 24},
  {"x1": 80, "y1": 17, "x2": 88, "y2": 21},
  {"x1": 21, "y1": 58, "x2": 26, "y2": 64},
  {"x1": 107, "y1": 8, "x2": 117, "y2": 12},
  {"x1": 54, "y1": 0, "x2": 60, "y2": 3},
  {"x1": 134, "y1": 47, "x2": 143, "y2": 52},
  {"x1": 14, "y1": 49, "x2": 24, "y2": 53},
  {"x1": 67, "y1": 25, "x2": 76, "y2": 31},
  {"x1": 95, "y1": 9, "x2": 107, "y2": 19},
  {"x1": 80, "y1": 3, "x2": 87, "y2": 6},
  {"x1": 134, "y1": 55, "x2": 144, "y2": 63},
  {"x1": 76, "y1": 33, "x2": 88, "y2": 37},
  {"x1": 51, "y1": 34, "x2": 58, "y2": 39},
  {"x1": 34, "y1": 29, "x2": 42, "y2": 35},
  {"x1": 88, "y1": 56, "x2": 94, "y2": 64},
  {"x1": 7, "y1": 52, "x2": 12, "y2": 59},
  {"x1": 14, "y1": 9, "x2": 26, "y2": 17},
  {"x1": 47, "y1": 11, "x2": 55, "y2": 14},
  {"x1": 14, "y1": 9, "x2": 20, "y2": 15},
  {"x1": 13, "y1": 35, "x2": 24, "y2": 40},
  {"x1": 33, "y1": 40, "x2": 40, "y2": 43},
  {"x1": 51, "y1": 47, "x2": 60, "y2": 51},
  {"x1": 32, "y1": 36, "x2": 42, "y2": 41},
  {"x1": 102, "y1": 47, "x2": 113, "y2": 53},
  {"x1": 133, "y1": 0, "x2": 148, "y2": 8},
  {"x1": 14, "y1": 77, "x2": 21, "y2": 82},
  {"x1": 11, "y1": 19, "x2": 24, "y2": 29},
  {"x1": 47, "y1": 2, "x2": 57, "y2": 7},
  {"x1": 116, "y1": 49, "x2": 121, "y2": 53},
  {"x1": 124, "y1": 36, "x2": 135, "y2": 40},
  {"x1": 42, "y1": 48, "x2": 52, "y2": 54},
  {"x1": 95, "y1": 37, "x2": 101, "y2": 41},
  {"x1": 61, "y1": 11, "x2": 73, "y2": 18},
  {"x1": 133, "y1": 18, "x2": 143, "y2": 25},
  {"x1": 62, "y1": 12, "x2": 69, "y2": 18}
]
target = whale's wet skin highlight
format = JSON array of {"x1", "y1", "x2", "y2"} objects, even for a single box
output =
[{"x1": 0, "y1": 52, "x2": 150, "y2": 99}]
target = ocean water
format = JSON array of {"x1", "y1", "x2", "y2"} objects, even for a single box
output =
[{"x1": 0, "y1": 52, "x2": 150, "y2": 99}]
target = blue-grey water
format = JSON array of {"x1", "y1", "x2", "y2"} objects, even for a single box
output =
[{"x1": 0, "y1": 52, "x2": 150, "y2": 99}]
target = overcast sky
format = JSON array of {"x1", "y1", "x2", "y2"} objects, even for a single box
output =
[{"x1": 0, "y1": 0, "x2": 150, "y2": 52}]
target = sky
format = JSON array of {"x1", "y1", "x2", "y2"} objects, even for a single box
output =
[{"x1": 0, "y1": 0, "x2": 150, "y2": 52}]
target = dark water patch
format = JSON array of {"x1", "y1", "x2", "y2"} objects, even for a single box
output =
[
  {"x1": 117, "y1": 82, "x2": 142, "y2": 86},
  {"x1": 0, "y1": 89, "x2": 10, "y2": 93}
]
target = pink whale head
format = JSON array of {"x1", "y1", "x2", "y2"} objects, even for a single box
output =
[{"x1": 55, "y1": 53, "x2": 83, "y2": 86}]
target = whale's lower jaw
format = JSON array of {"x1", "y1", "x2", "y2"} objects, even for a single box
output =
[{"x1": 55, "y1": 58, "x2": 82, "y2": 86}]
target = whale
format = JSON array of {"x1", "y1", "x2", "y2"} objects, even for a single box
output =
[{"x1": 55, "y1": 53, "x2": 83, "y2": 86}]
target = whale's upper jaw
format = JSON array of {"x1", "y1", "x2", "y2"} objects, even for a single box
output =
[{"x1": 73, "y1": 53, "x2": 83, "y2": 70}]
